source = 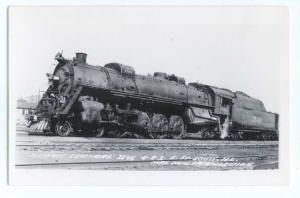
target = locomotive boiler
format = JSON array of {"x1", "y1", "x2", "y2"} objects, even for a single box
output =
[{"x1": 27, "y1": 52, "x2": 279, "y2": 140}]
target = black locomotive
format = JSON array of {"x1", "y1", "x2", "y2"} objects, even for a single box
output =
[{"x1": 27, "y1": 52, "x2": 279, "y2": 140}]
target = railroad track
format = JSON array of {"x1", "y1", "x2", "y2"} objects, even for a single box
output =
[
  {"x1": 16, "y1": 137, "x2": 279, "y2": 146},
  {"x1": 16, "y1": 140, "x2": 279, "y2": 145},
  {"x1": 16, "y1": 141, "x2": 278, "y2": 152},
  {"x1": 15, "y1": 132, "x2": 279, "y2": 170}
]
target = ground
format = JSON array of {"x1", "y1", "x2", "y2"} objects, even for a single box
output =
[{"x1": 15, "y1": 129, "x2": 279, "y2": 170}]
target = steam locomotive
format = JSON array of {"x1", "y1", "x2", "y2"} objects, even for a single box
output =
[{"x1": 27, "y1": 52, "x2": 279, "y2": 140}]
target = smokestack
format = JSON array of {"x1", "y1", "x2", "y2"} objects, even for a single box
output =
[{"x1": 76, "y1": 52, "x2": 87, "y2": 64}]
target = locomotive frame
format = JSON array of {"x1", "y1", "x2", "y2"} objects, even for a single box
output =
[{"x1": 27, "y1": 52, "x2": 279, "y2": 140}]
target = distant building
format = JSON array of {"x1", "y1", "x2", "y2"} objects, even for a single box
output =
[
  {"x1": 16, "y1": 98, "x2": 37, "y2": 126},
  {"x1": 17, "y1": 98, "x2": 36, "y2": 114}
]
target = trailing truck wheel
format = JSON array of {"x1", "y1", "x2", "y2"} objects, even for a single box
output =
[{"x1": 55, "y1": 120, "x2": 73, "y2": 137}]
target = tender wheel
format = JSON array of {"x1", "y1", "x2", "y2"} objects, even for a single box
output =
[
  {"x1": 169, "y1": 115, "x2": 185, "y2": 139},
  {"x1": 55, "y1": 120, "x2": 73, "y2": 137},
  {"x1": 237, "y1": 131, "x2": 244, "y2": 140},
  {"x1": 230, "y1": 132, "x2": 239, "y2": 140},
  {"x1": 95, "y1": 127, "x2": 105, "y2": 137}
]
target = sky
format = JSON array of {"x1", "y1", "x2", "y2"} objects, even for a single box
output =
[{"x1": 9, "y1": 6, "x2": 288, "y2": 113}]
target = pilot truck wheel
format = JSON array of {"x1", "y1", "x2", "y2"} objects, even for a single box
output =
[{"x1": 55, "y1": 120, "x2": 73, "y2": 137}]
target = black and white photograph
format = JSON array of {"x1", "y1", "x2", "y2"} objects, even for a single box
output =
[{"x1": 8, "y1": 6, "x2": 290, "y2": 185}]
